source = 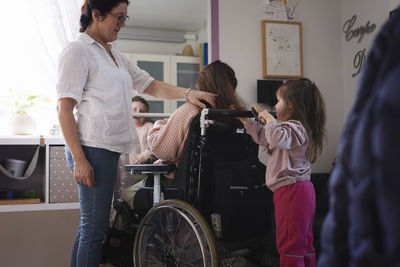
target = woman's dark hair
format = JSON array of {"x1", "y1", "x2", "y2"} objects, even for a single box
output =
[
  {"x1": 80, "y1": 0, "x2": 129, "y2": 32},
  {"x1": 197, "y1": 60, "x2": 245, "y2": 110},
  {"x1": 277, "y1": 78, "x2": 326, "y2": 163},
  {"x1": 132, "y1": 95, "x2": 149, "y2": 112}
]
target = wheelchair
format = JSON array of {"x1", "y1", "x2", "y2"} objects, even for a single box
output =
[{"x1": 102, "y1": 108, "x2": 278, "y2": 267}]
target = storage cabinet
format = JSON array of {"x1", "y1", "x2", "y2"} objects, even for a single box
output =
[
  {"x1": 0, "y1": 136, "x2": 79, "y2": 212},
  {"x1": 0, "y1": 144, "x2": 45, "y2": 204},
  {"x1": 126, "y1": 53, "x2": 200, "y2": 114}
]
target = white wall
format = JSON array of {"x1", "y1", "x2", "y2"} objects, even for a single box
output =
[
  {"x1": 218, "y1": 0, "x2": 343, "y2": 172},
  {"x1": 391, "y1": 0, "x2": 400, "y2": 11}
]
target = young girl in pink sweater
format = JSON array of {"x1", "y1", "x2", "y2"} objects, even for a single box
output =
[{"x1": 242, "y1": 78, "x2": 326, "y2": 267}]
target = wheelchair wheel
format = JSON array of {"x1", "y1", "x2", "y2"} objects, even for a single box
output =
[{"x1": 133, "y1": 199, "x2": 218, "y2": 267}]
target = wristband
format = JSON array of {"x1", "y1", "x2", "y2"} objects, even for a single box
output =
[{"x1": 185, "y1": 88, "x2": 192, "y2": 102}]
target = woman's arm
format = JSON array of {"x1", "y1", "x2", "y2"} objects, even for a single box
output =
[
  {"x1": 143, "y1": 80, "x2": 216, "y2": 108},
  {"x1": 57, "y1": 98, "x2": 94, "y2": 187}
]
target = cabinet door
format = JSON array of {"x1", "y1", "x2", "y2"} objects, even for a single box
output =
[
  {"x1": 130, "y1": 54, "x2": 175, "y2": 114},
  {"x1": 170, "y1": 56, "x2": 200, "y2": 110}
]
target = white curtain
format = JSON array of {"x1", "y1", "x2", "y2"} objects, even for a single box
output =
[
  {"x1": 28, "y1": 0, "x2": 83, "y2": 75},
  {"x1": 0, "y1": 0, "x2": 83, "y2": 133}
]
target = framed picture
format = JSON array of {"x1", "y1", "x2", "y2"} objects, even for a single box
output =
[{"x1": 261, "y1": 20, "x2": 303, "y2": 78}]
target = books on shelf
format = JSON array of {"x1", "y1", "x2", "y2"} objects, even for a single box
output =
[{"x1": 199, "y1": 42, "x2": 208, "y2": 70}]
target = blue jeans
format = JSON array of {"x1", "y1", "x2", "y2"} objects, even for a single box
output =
[{"x1": 65, "y1": 145, "x2": 120, "y2": 267}]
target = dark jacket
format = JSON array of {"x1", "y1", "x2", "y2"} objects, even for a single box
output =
[{"x1": 318, "y1": 8, "x2": 400, "y2": 267}]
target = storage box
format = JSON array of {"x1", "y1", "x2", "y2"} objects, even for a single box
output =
[{"x1": 49, "y1": 146, "x2": 78, "y2": 203}]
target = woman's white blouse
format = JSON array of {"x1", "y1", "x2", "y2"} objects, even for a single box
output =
[{"x1": 56, "y1": 33, "x2": 154, "y2": 154}]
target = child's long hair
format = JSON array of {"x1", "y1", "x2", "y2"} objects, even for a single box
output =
[
  {"x1": 196, "y1": 60, "x2": 245, "y2": 110},
  {"x1": 278, "y1": 78, "x2": 326, "y2": 163}
]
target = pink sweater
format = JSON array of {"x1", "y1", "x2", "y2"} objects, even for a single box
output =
[
  {"x1": 147, "y1": 102, "x2": 201, "y2": 162},
  {"x1": 244, "y1": 119, "x2": 311, "y2": 192}
]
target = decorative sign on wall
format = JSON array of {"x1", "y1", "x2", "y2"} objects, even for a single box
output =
[{"x1": 342, "y1": 15, "x2": 376, "y2": 77}]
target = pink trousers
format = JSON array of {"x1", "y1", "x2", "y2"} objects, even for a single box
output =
[{"x1": 273, "y1": 181, "x2": 316, "y2": 267}]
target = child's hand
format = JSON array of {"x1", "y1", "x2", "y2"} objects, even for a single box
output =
[{"x1": 259, "y1": 110, "x2": 276, "y2": 124}]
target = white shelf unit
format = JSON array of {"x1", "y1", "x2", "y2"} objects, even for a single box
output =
[
  {"x1": 125, "y1": 53, "x2": 200, "y2": 114},
  {"x1": 0, "y1": 136, "x2": 79, "y2": 212}
]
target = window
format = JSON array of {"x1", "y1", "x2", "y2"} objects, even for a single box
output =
[{"x1": 0, "y1": 0, "x2": 82, "y2": 135}]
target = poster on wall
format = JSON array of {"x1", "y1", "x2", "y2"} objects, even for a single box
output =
[{"x1": 262, "y1": 20, "x2": 303, "y2": 78}]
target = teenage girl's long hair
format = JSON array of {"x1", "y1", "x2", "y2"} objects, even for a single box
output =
[
  {"x1": 196, "y1": 60, "x2": 245, "y2": 110},
  {"x1": 278, "y1": 78, "x2": 326, "y2": 163}
]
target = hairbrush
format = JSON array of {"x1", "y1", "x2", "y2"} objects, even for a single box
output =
[{"x1": 251, "y1": 104, "x2": 266, "y2": 125}]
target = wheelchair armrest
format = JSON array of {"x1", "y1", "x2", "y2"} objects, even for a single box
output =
[{"x1": 125, "y1": 164, "x2": 176, "y2": 175}]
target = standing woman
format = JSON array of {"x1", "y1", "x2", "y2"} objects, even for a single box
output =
[{"x1": 56, "y1": 0, "x2": 215, "y2": 266}]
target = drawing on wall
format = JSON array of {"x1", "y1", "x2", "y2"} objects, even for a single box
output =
[{"x1": 262, "y1": 20, "x2": 303, "y2": 78}]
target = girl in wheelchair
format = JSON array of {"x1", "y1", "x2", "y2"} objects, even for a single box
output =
[
  {"x1": 241, "y1": 78, "x2": 326, "y2": 267},
  {"x1": 147, "y1": 59, "x2": 246, "y2": 162}
]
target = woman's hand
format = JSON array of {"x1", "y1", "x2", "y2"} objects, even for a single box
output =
[
  {"x1": 74, "y1": 159, "x2": 95, "y2": 188},
  {"x1": 259, "y1": 110, "x2": 276, "y2": 124},
  {"x1": 187, "y1": 89, "x2": 216, "y2": 108}
]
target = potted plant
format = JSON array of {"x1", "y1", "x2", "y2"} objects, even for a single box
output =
[{"x1": 8, "y1": 88, "x2": 49, "y2": 135}]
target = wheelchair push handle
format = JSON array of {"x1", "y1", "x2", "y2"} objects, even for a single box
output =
[
  {"x1": 200, "y1": 108, "x2": 255, "y2": 136},
  {"x1": 204, "y1": 108, "x2": 254, "y2": 118}
]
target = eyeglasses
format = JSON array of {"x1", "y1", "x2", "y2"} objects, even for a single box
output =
[{"x1": 108, "y1": 12, "x2": 129, "y2": 25}]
